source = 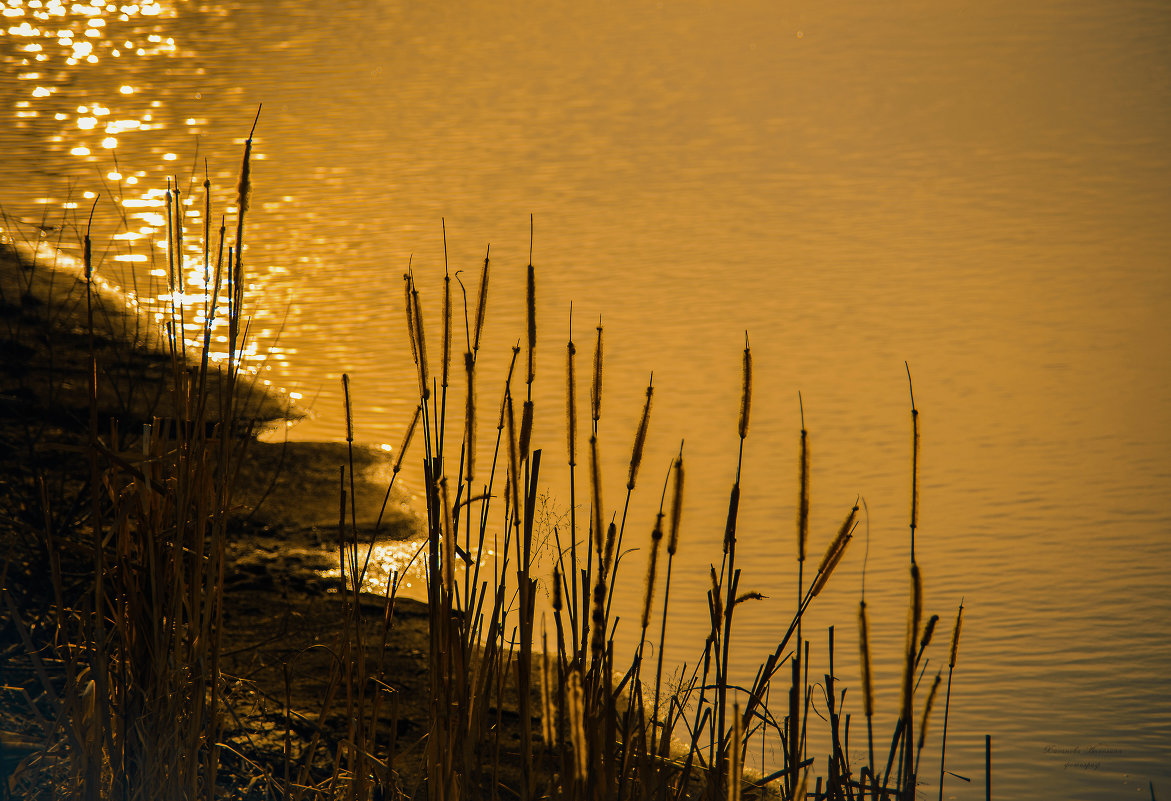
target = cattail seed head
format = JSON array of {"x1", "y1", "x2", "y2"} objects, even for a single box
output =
[
  {"x1": 641, "y1": 515, "x2": 663, "y2": 630},
  {"x1": 739, "y1": 337, "x2": 752, "y2": 440},
  {"x1": 859, "y1": 600, "x2": 874, "y2": 717},
  {"x1": 798, "y1": 428, "x2": 810, "y2": 563},
  {"x1": 949, "y1": 603, "x2": 964, "y2": 669},
  {"x1": 590, "y1": 435, "x2": 604, "y2": 557},
  {"x1": 723, "y1": 483, "x2": 740, "y2": 554},
  {"x1": 464, "y1": 353, "x2": 476, "y2": 485},
  {"x1": 553, "y1": 566, "x2": 562, "y2": 611},
  {"x1": 403, "y1": 274, "x2": 419, "y2": 366},
  {"x1": 441, "y1": 270, "x2": 451, "y2": 390},
  {"x1": 733, "y1": 591, "x2": 765, "y2": 606},
  {"x1": 591, "y1": 321, "x2": 603, "y2": 424},
  {"x1": 526, "y1": 261, "x2": 536, "y2": 385},
  {"x1": 506, "y1": 392, "x2": 521, "y2": 530},
  {"x1": 603, "y1": 520, "x2": 617, "y2": 577},
  {"x1": 811, "y1": 504, "x2": 858, "y2": 596},
  {"x1": 920, "y1": 613, "x2": 940, "y2": 654},
  {"x1": 342, "y1": 374, "x2": 354, "y2": 443},
  {"x1": 627, "y1": 378, "x2": 653, "y2": 491},
  {"x1": 472, "y1": 248, "x2": 489, "y2": 353},
  {"x1": 708, "y1": 567, "x2": 723, "y2": 630},
  {"x1": 668, "y1": 452, "x2": 684, "y2": 555},
  {"x1": 917, "y1": 672, "x2": 942, "y2": 755},
  {"x1": 519, "y1": 400, "x2": 534, "y2": 464},
  {"x1": 909, "y1": 562, "x2": 923, "y2": 647},
  {"x1": 411, "y1": 287, "x2": 430, "y2": 401},
  {"x1": 441, "y1": 477, "x2": 455, "y2": 596},
  {"x1": 394, "y1": 404, "x2": 421, "y2": 476},
  {"x1": 566, "y1": 338, "x2": 577, "y2": 467}
]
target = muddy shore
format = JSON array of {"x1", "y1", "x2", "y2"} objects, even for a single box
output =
[{"x1": 0, "y1": 241, "x2": 508, "y2": 797}]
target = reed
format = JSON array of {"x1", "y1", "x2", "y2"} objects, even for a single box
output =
[
  {"x1": 1, "y1": 133, "x2": 974, "y2": 801},
  {"x1": 938, "y1": 600, "x2": 964, "y2": 801}
]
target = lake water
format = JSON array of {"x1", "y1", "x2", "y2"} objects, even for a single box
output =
[{"x1": 2, "y1": 1, "x2": 1170, "y2": 797}]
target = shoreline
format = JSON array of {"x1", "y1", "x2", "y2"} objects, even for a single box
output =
[{"x1": 0, "y1": 240, "x2": 474, "y2": 796}]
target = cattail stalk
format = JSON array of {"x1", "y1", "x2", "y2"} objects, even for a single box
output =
[
  {"x1": 810, "y1": 504, "x2": 858, "y2": 597},
  {"x1": 641, "y1": 516, "x2": 664, "y2": 632},
  {"x1": 668, "y1": 450, "x2": 684, "y2": 556},
  {"x1": 915, "y1": 672, "x2": 942, "y2": 778},
  {"x1": 591, "y1": 320, "x2": 603, "y2": 428},
  {"x1": 627, "y1": 378, "x2": 653, "y2": 491},
  {"x1": 441, "y1": 476, "x2": 455, "y2": 598},
  {"x1": 738, "y1": 336, "x2": 751, "y2": 440},
  {"x1": 860, "y1": 600, "x2": 877, "y2": 800},
  {"x1": 907, "y1": 362, "x2": 919, "y2": 562},
  {"x1": 938, "y1": 601, "x2": 964, "y2": 801},
  {"x1": 901, "y1": 562, "x2": 923, "y2": 795},
  {"x1": 798, "y1": 394, "x2": 810, "y2": 565},
  {"x1": 590, "y1": 435, "x2": 603, "y2": 559},
  {"x1": 473, "y1": 247, "x2": 489, "y2": 354},
  {"x1": 526, "y1": 260, "x2": 536, "y2": 388},
  {"x1": 412, "y1": 283, "x2": 430, "y2": 401}
]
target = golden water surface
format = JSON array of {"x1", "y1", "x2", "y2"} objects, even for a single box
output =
[{"x1": 2, "y1": 1, "x2": 1169, "y2": 797}]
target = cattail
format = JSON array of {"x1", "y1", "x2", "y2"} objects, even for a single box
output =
[
  {"x1": 590, "y1": 570, "x2": 607, "y2": 666},
  {"x1": 590, "y1": 435, "x2": 603, "y2": 557},
  {"x1": 901, "y1": 562, "x2": 923, "y2": 756},
  {"x1": 166, "y1": 183, "x2": 175, "y2": 293},
  {"x1": 472, "y1": 246, "x2": 489, "y2": 353},
  {"x1": 859, "y1": 601, "x2": 874, "y2": 717},
  {"x1": 566, "y1": 334, "x2": 577, "y2": 467},
  {"x1": 939, "y1": 601, "x2": 964, "y2": 800},
  {"x1": 342, "y1": 374, "x2": 354, "y2": 443},
  {"x1": 441, "y1": 269, "x2": 451, "y2": 391},
  {"x1": 591, "y1": 320, "x2": 603, "y2": 425},
  {"x1": 733, "y1": 591, "x2": 765, "y2": 607},
  {"x1": 464, "y1": 352, "x2": 476, "y2": 486},
  {"x1": 411, "y1": 285, "x2": 430, "y2": 401},
  {"x1": 553, "y1": 566, "x2": 563, "y2": 611},
  {"x1": 810, "y1": 504, "x2": 858, "y2": 597},
  {"x1": 907, "y1": 362, "x2": 919, "y2": 560},
  {"x1": 519, "y1": 400, "x2": 534, "y2": 464},
  {"x1": 403, "y1": 273, "x2": 419, "y2": 367},
  {"x1": 393, "y1": 404, "x2": 421, "y2": 477},
  {"x1": 708, "y1": 567, "x2": 723, "y2": 631},
  {"x1": 641, "y1": 512, "x2": 664, "y2": 630},
  {"x1": 949, "y1": 603, "x2": 964, "y2": 669},
  {"x1": 506, "y1": 393, "x2": 520, "y2": 530},
  {"x1": 738, "y1": 335, "x2": 751, "y2": 440},
  {"x1": 526, "y1": 261, "x2": 536, "y2": 386},
  {"x1": 234, "y1": 106, "x2": 259, "y2": 280},
  {"x1": 917, "y1": 672, "x2": 942, "y2": 756},
  {"x1": 723, "y1": 483, "x2": 740, "y2": 555},
  {"x1": 603, "y1": 520, "x2": 617, "y2": 578},
  {"x1": 567, "y1": 668, "x2": 587, "y2": 781},
  {"x1": 627, "y1": 377, "x2": 653, "y2": 491},
  {"x1": 909, "y1": 562, "x2": 923, "y2": 648},
  {"x1": 798, "y1": 418, "x2": 810, "y2": 564},
  {"x1": 441, "y1": 476, "x2": 455, "y2": 596},
  {"x1": 668, "y1": 451, "x2": 684, "y2": 555},
  {"x1": 920, "y1": 614, "x2": 940, "y2": 655}
]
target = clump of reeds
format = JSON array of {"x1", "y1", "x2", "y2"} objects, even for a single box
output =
[{"x1": 4, "y1": 129, "x2": 973, "y2": 801}]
